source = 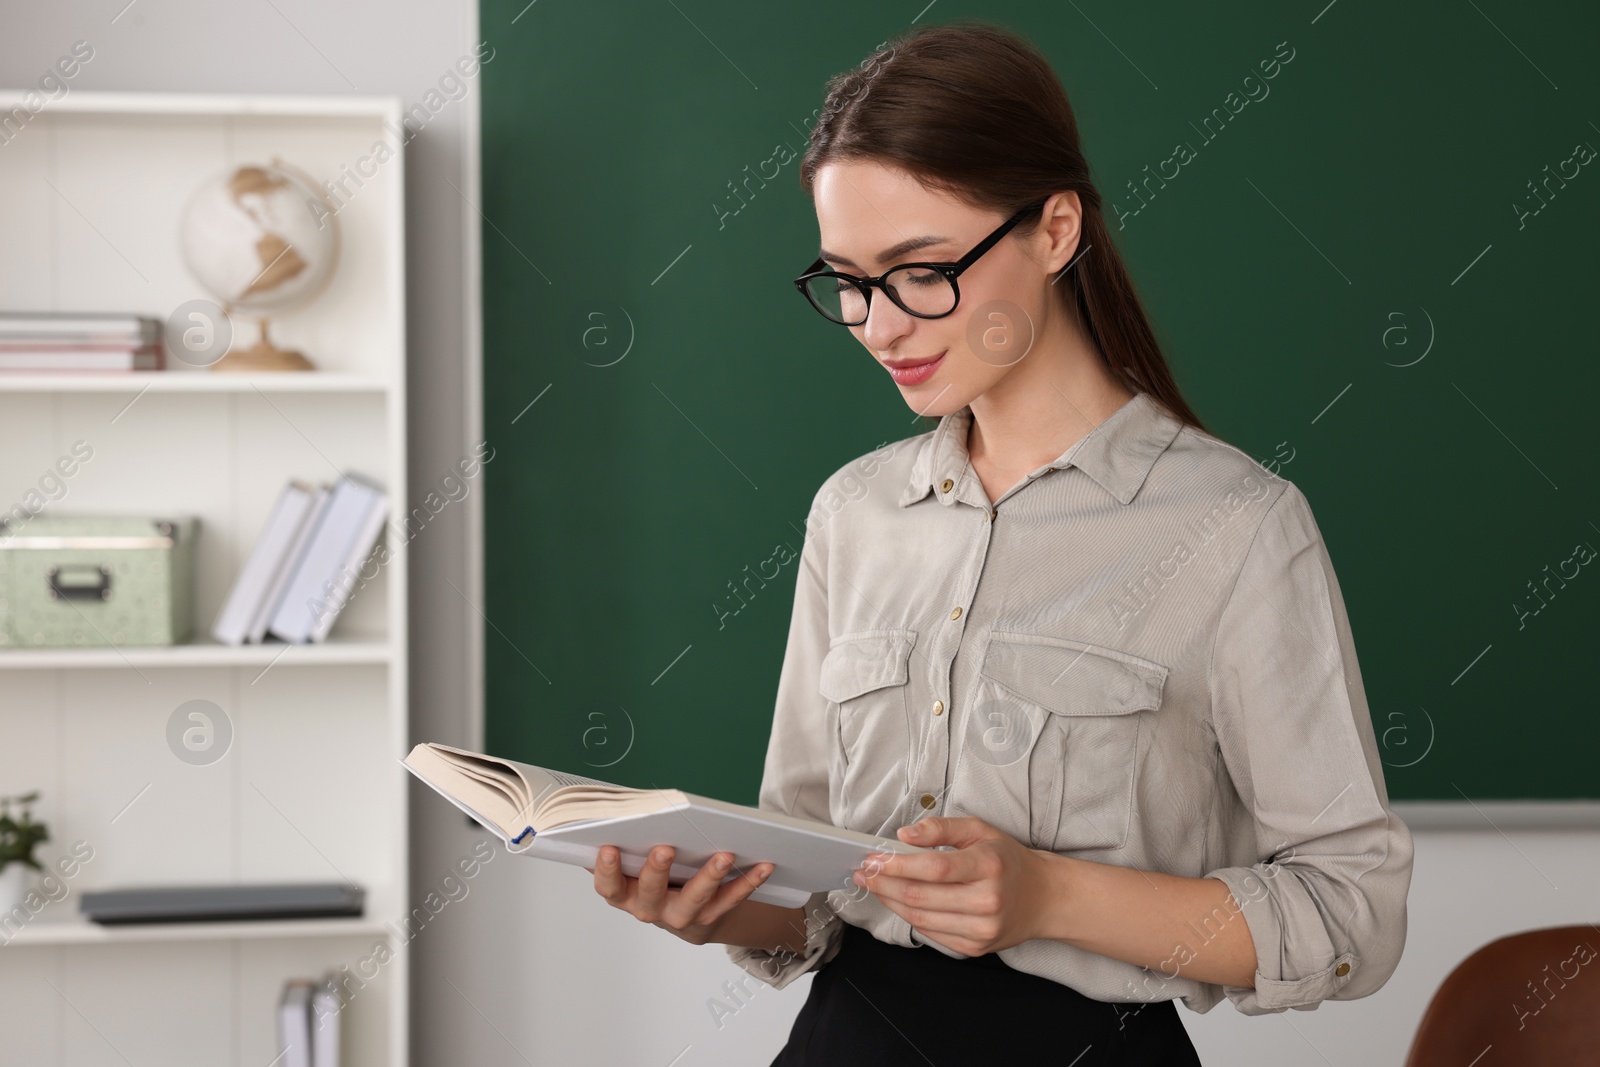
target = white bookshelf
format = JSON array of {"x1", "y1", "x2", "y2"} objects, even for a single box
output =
[{"x1": 0, "y1": 92, "x2": 409, "y2": 1067}]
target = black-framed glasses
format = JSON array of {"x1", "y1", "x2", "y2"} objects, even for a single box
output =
[{"x1": 793, "y1": 203, "x2": 1040, "y2": 326}]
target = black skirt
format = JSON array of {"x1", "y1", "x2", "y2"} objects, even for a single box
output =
[{"x1": 769, "y1": 921, "x2": 1203, "y2": 1066}]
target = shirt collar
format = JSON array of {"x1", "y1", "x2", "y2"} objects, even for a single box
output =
[{"x1": 897, "y1": 390, "x2": 1183, "y2": 508}]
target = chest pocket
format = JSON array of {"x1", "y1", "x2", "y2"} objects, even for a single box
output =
[
  {"x1": 975, "y1": 632, "x2": 1167, "y2": 853},
  {"x1": 818, "y1": 628, "x2": 917, "y2": 823}
]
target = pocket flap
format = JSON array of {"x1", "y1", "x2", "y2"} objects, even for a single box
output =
[
  {"x1": 818, "y1": 629, "x2": 916, "y2": 703},
  {"x1": 980, "y1": 633, "x2": 1166, "y2": 716}
]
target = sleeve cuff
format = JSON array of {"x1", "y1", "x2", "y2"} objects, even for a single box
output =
[
  {"x1": 1224, "y1": 951, "x2": 1362, "y2": 1014},
  {"x1": 1203, "y1": 867, "x2": 1362, "y2": 1015},
  {"x1": 723, "y1": 891, "x2": 844, "y2": 991}
]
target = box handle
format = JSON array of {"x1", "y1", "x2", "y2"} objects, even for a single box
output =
[{"x1": 46, "y1": 564, "x2": 112, "y2": 602}]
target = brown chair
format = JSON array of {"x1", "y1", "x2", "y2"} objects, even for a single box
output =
[{"x1": 1403, "y1": 925, "x2": 1600, "y2": 1066}]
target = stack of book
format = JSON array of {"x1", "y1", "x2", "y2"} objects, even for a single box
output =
[
  {"x1": 213, "y1": 474, "x2": 390, "y2": 645},
  {"x1": 0, "y1": 311, "x2": 164, "y2": 370},
  {"x1": 278, "y1": 972, "x2": 344, "y2": 1067}
]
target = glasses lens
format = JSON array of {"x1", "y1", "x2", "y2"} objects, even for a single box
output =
[
  {"x1": 884, "y1": 267, "x2": 957, "y2": 317},
  {"x1": 803, "y1": 274, "x2": 868, "y2": 324}
]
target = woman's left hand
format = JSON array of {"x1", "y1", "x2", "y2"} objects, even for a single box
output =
[{"x1": 853, "y1": 815, "x2": 1058, "y2": 957}]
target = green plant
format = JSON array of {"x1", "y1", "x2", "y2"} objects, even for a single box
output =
[{"x1": 0, "y1": 791, "x2": 49, "y2": 873}]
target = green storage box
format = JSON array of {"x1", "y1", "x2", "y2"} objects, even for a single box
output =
[{"x1": 0, "y1": 515, "x2": 198, "y2": 648}]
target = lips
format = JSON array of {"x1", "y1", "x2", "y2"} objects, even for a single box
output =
[{"x1": 884, "y1": 350, "x2": 945, "y2": 386}]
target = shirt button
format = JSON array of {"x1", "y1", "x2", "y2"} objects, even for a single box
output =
[
  {"x1": 919, "y1": 793, "x2": 936, "y2": 810},
  {"x1": 940, "y1": 478, "x2": 954, "y2": 493},
  {"x1": 1335, "y1": 962, "x2": 1350, "y2": 977},
  {"x1": 949, "y1": 606, "x2": 962, "y2": 620},
  {"x1": 932, "y1": 700, "x2": 944, "y2": 716},
  {"x1": 987, "y1": 508, "x2": 996, "y2": 521}
]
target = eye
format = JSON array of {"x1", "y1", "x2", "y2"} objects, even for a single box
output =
[{"x1": 896, "y1": 268, "x2": 943, "y2": 287}]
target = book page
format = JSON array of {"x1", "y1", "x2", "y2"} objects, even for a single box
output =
[
  {"x1": 404, "y1": 745, "x2": 533, "y2": 838},
  {"x1": 407, "y1": 743, "x2": 678, "y2": 834},
  {"x1": 542, "y1": 767, "x2": 621, "y2": 790},
  {"x1": 536, "y1": 788, "x2": 683, "y2": 829}
]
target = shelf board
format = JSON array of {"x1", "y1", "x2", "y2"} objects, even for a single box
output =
[
  {"x1": 0, "y1": 372, "x2": 391, "y2": 393},
  {"x1": 2, "y1": 913, "x2": 394, "y2": 947},
  {"x1": 0, "y1": 634, "x2": 390, "y2": 670},
  {"x1": 0, "y1": 89, "x2": 402, "y2": 122}
]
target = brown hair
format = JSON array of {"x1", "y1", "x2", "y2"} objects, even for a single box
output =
[{"x1": 799, "y1": 19, "x2": 1207, "y2": 433}]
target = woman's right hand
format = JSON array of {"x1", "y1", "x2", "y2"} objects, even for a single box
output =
[{"x1": 587, "y1": 844, "x2": 775, "y2": 945}]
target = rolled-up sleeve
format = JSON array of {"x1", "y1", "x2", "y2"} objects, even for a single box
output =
[
  {"x1": 725, "y1": 489, "x2": 846, "y2": 989},
  {"x1": 1201, "y1": 482, "x2": 1414, "y2": 1015}
]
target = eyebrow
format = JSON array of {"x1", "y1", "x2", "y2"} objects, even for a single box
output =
[{"x1": 817, "y1": 233, "x2": 953, "y2": 271}]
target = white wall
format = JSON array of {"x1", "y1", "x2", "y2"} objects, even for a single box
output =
[{"x1": 4, "y1": 9, "x2": 1596, "y2": 1067}]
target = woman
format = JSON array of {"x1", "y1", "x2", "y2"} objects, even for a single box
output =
[{"x1": 589, "y1": 20, "x2": 1413, "y2": 1065}]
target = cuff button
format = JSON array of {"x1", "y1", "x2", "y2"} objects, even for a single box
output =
[{"x1": 1335, "y1": 962, "x2": 1351, "y2": 977}]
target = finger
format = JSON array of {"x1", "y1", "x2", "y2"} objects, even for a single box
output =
[
  {"x1": 863, "y1": 845, "x2": 973, "y2": 884},
  {"x1": 633, "y1": 845, "x2": 676, "y2": 917},
  {"x1": 856, "y1": 868, "x2": 982, "y2": 912},
  {"x1": 897, "y1": 916, "x2": 988, "y2": 957},
  {"x1": 664, "y1": 853, "x2": 770, "y2": 929},
  {"x1": 905, "y1": 907, "x2": 1001, "y2": 948},
  {"x1": 659, "y1": 851, "x2": 736, "y2": 928},
  {"x1": 593, "y1": 846, "x2": 629, "y2": 903},
  {"x1": 872, "y1": 893, "x2": 993, "y2": 951},
  {"x1": 696, "y1": 860, "x2": 776, "y2": 925},
  {"x1": 899, "y1": 815, "x2": 998, "y2": 849}
]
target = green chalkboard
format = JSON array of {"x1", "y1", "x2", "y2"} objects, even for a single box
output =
[{"x1": 478, "y1": 1, "x2": 1600, "y2": 804}]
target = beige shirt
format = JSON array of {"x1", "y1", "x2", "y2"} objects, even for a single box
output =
[{"x1": 725, "y1": 390, "x2": 1413, "y2": 1015}]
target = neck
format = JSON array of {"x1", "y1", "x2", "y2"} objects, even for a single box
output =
[{"x1": 966, "y1": 309, "x2": 1135, "y2": 474}]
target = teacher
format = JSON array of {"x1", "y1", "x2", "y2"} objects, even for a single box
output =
[{"x1": 589, "y1": 19, "x2": 1414, "y2": 1065}]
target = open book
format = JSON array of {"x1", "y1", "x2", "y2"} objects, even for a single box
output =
[{"x1": 402, "y1": 742, "x2": 928, "y2": 908}]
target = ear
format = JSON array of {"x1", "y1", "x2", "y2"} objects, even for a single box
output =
[{"x1": 1038, "y1": 190, "x2": 1083, "y2": 276}]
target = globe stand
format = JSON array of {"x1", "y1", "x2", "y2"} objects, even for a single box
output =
[{"x1": 211, "y1": 317, "x2": 315, "y2": 373}]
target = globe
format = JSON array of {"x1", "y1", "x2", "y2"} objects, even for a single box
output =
[{"x1": 177, "y1": 160, "x2": 340, "y2": 370}]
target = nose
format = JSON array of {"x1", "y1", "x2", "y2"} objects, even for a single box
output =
[{"x1": 858, "y1": 286, "x2": 917, "y2": 352}]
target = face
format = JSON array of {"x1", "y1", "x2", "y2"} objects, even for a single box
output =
[{"x1": 811, "y1": 160, "x2": 1079, "y2": 417}]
